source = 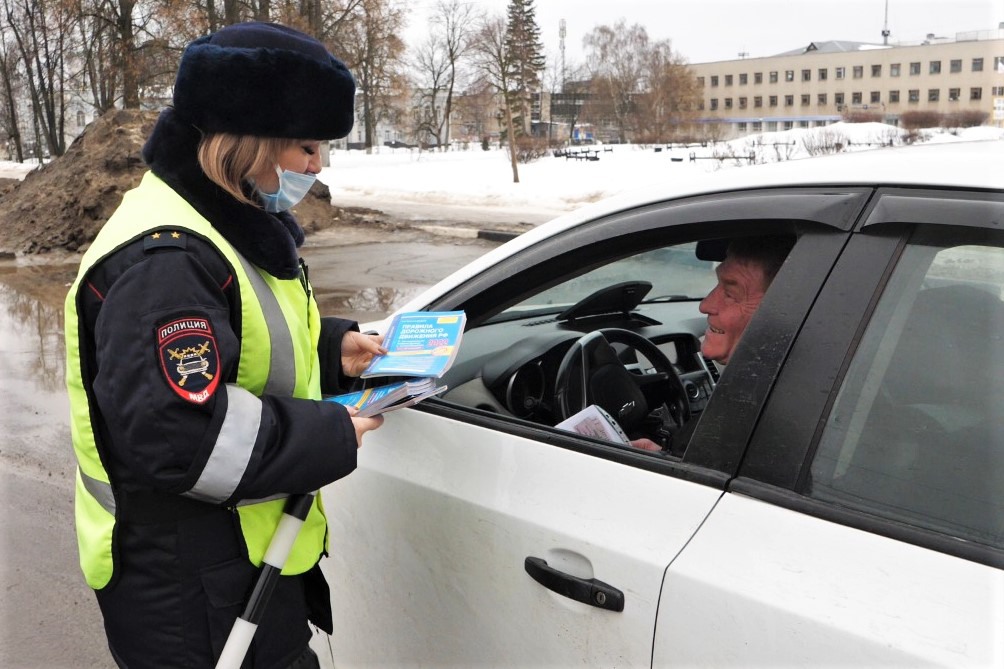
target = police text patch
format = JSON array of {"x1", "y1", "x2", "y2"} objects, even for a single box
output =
[{"x1": 157, "y1": 317, "x2": 220, "y2": 404}]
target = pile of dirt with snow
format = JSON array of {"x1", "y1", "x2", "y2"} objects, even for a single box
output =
[{"x1": 0, "y1": 109, "x2": 382, "y2": 256}]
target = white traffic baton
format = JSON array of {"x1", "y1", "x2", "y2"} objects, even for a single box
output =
[{"x1": 215, "y1": 492, "x2": 316, "y2": 669}]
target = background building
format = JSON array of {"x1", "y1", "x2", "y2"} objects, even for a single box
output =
[{"x1": 690, "y1": 27, "x2": 1004, "y2": 138}]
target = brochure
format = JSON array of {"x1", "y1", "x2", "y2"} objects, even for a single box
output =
[
  {"x1": 555, "y1": 405, "x2": 631, "y2": 445},
  {"x1": 361, "y1": 311, "x2": 466, "y2": 379},
  {"x1": 326, "y1": 378, "x2": 447, "y2": 418}
]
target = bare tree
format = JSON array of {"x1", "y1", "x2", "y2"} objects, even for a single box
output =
[
  {"x1": 76, "y1": 0, "x2": 169, "y2": 114},
  {"x1": 75, "y1": 0, "x2": 120, "y2": 113},
  {"x1": 2, "y1": 0, "x2": 75, "y2": 157},
  {"x1": 471, "y1": 14, "x2": 518, "y2": 182},
  {"x1": 631, "y1": 40, "x2": 699, "y2": 142},
  {"x1": 450, "y1": 77, "x2": 493, "y2": 148},
  {"x1": 429, "y1": 0, "x2": 475, "y2": 149},
  {"x1": 340, "y1": 0, "x2": 407, "y2": 152},
  {"x1": 0, "y1": 32, "x2": 23, "y2": 160},
  {"x1": 583, "y1": 20, "x2": 647, "y2": 143},
  {"x1": 410, "y1": 34, "x2": 449, "y2": 147},
  {"x1": 72, "y1": 0, "x2": 168, "y2": 111},
  {"x1": 409, "y1": 0, "x2": 477, "y2": 149},
  {"x1": 291, "y1": 0, "x2": 364, "y2": 47}
]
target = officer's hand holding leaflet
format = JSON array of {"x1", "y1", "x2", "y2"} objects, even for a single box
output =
[
  {"x1": 344, "y1": 402, "x2": 385, "y2": 446},
  {"x1": 340, "y1": 330, "x2": 389, "y2": 445},
  {"x1": 341, "y1": 330, "x2": 387, "y2": 377}
]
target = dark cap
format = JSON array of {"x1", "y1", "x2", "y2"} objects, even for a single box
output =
[{"x1": 172, "y1": 22, "x2": 355, "y2": 140}]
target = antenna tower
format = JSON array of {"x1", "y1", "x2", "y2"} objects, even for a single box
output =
[
  {"x1": 881, "y1": 0, "x2": 891, "y2": 45},
  {"x1": 559, "y1": 19, "x2": 567, "y2": 92}
]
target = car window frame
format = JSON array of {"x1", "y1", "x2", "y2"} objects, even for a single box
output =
[
  {"x1": 421, "y1": 188, "x2": 871, "y2": 327},
  {"x1": 734, "y1": 186, "x2": 1004, "y2": 568},
  {"x1": 413, "y1": 187, "x2": 872, "y2": 485}
]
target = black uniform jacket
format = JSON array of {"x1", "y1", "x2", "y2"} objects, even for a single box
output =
[{"x1": 78, "y1": 108, "x2": 359, "y2": 668}]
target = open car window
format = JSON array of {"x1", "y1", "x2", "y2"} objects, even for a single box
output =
[
  {"x1": 434, "y1": 229, "x2": 819, "y2": 469},
  {"x1": 496, "y1": 243, "x2": 719, "y2": 318}
]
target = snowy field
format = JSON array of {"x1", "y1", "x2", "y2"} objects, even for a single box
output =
[
  {"x1": 319, "y1": 123, "x2": 1003, "y2": 218},
  {"x1": 2, "y1": 122, "x2": 1001, "y2": 220}
]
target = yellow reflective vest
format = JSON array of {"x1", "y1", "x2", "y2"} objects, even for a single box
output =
[{"x1": 65, "y1": 171, "x2": 328, "y2": 589}]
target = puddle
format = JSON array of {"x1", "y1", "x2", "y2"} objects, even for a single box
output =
[
  {"x1": 0, "y1": 265, "x2": 73, "y2": 395},
  {"x1": 314, "y1": 285, "x2": 424, "y2": 325},
  {"x1": 0, "y1": 264, "x2": 75, "y2": 479}
]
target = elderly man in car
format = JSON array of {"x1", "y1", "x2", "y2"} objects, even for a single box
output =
[{"x1": 632, "y1": 235, "x2": 794, "y2": 452}]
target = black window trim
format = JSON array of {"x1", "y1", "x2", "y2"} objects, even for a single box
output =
[
  {"x1": 862, "y1": 187, "x2": 1004, "y2": 231},
  {"x1": 738, "y1": 229, "x2": 903, "y2": 489},
  {"x1": 423, "y1": 187, "x2": 873, "y2": 326}
]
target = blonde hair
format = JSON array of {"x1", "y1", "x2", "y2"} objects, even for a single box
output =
[{"x1": 197, "y1": 134, "x2": 294, "y2": 207}]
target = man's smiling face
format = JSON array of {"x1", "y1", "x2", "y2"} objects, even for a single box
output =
[{"x1": 698, "y1": 254, "x2": 769, "y2": 364}]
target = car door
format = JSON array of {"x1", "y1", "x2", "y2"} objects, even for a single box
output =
[
  {"x1": 322, "y1": 412, "x2": 724, "y2": 667},
  {"x1": 654, "y1": 189, "x2": 1004, "y2": 666},
  {"x1": 320, "y1": 188, "x2": 869, "y2": 668}
]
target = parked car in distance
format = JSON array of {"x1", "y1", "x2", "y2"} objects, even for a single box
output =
[{"x1": 321, "y1": 140, "x2": 1004, "y2": 667}]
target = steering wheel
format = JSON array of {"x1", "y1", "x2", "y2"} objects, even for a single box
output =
[{"x1": 554, "y1": 328, "x2": 691, "y2": 435}]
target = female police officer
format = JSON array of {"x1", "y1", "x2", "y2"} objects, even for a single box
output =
[{"x1": 64, "y1": 22, "x2": 382, "y2": 668}]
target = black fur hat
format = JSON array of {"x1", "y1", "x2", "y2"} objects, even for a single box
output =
[{"x1": 173, "y1": 22, "x2": 355, "y2": 139}]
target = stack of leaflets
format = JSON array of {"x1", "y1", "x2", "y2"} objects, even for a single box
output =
[
  {"x1": 326, "y1": 311, "x2": 465, "y2": 417},
  {"x1": 327, "y1": 378, "x2": 446, "y2": 418},
  {"x1": 555, "y1": 405, "x2": 631, "y2": 444}
]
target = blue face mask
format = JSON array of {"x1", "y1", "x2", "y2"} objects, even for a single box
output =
[{"x1": 257, "y1": 166, "x2": 317, "y2": 213}]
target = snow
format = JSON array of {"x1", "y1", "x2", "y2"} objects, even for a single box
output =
[
  {"x1": 318, "y1": 123, "x2": 1003, "y2": 218},
  {"x1": 2, "y1": 123, "x2": 1001, "y2": 220}
]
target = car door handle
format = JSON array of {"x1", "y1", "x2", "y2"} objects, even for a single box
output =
[{"x1": 524, "y1": 556, "x2": 625, "y2": 612}]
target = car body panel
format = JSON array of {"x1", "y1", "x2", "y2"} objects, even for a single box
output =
[
  {"x1": 655, "y1": 493, "x2": 1004, "y2": 667},
  {"x1": 322, "y1": 410, "x2": 723, "y2": 667}
]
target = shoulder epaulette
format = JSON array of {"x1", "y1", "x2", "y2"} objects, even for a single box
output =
[{"x1": 143, "y1": 230, "x2": 188, "y2": 252}]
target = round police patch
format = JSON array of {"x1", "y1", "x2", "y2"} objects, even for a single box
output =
[{"x1": 157, "y1": 317, "x2": 221, "y2": 404}]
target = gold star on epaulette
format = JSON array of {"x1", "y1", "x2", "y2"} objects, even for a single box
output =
[{"x1": 143, "y1": 230, "x2": 188, "y2": 252}]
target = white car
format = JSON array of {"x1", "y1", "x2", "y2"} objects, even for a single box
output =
[{"x1": 321, "y1": 140, "x2": 1004, "y2": 667}]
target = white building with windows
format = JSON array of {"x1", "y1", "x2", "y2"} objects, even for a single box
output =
[{"x1": 689, "y1": 28, "x2": 1004, "y2": 137}]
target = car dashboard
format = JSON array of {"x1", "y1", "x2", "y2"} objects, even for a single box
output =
[{"x1": 437, "y1": 296, "x2": 716, "y2": 430}]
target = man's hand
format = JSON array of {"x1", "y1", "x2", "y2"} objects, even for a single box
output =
[
  {"x1": 629, "y1": 438, "x2": 663, "y2": 452},
  {"x1": 341, "y1": 331, "x2": 387, "y2": 377}
]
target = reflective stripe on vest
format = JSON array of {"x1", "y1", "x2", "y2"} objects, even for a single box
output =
[
  {"x1": 66, "y1": 172, "x2": 327, "y2": 589},
  {"x1": 235, "y1": 253, "x2": 296, "y2": 396}
]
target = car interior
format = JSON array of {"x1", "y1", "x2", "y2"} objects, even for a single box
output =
[{"x1": 432, "y1": 236, "x2": 770, "y2": 455}]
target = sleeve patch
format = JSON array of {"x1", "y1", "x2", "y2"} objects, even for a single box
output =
[{"x1": 157, "y1": 317, "x2": 221, "y2": 404}]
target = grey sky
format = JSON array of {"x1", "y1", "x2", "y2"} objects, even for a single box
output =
[{"x1": 403, "y1": 0, "x2": 1004, "y2": 65}]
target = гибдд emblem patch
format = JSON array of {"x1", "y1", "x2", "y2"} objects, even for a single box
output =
[{"x1": 157, "y1": 317, "x2": 220, "y2": 404}]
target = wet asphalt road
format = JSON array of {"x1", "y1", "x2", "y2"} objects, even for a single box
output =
[{"x1": 0, "y1": 224, "x2": 506, "y2": 668}]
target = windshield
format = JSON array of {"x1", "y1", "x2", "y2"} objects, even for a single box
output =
[{"x1": 502, "y1": 243, "x2": 719, "y2": 315}]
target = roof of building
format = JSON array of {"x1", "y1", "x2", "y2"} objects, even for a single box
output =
[{"x1": 772, "y1": 40, "x2": 890, "y2": 57}]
